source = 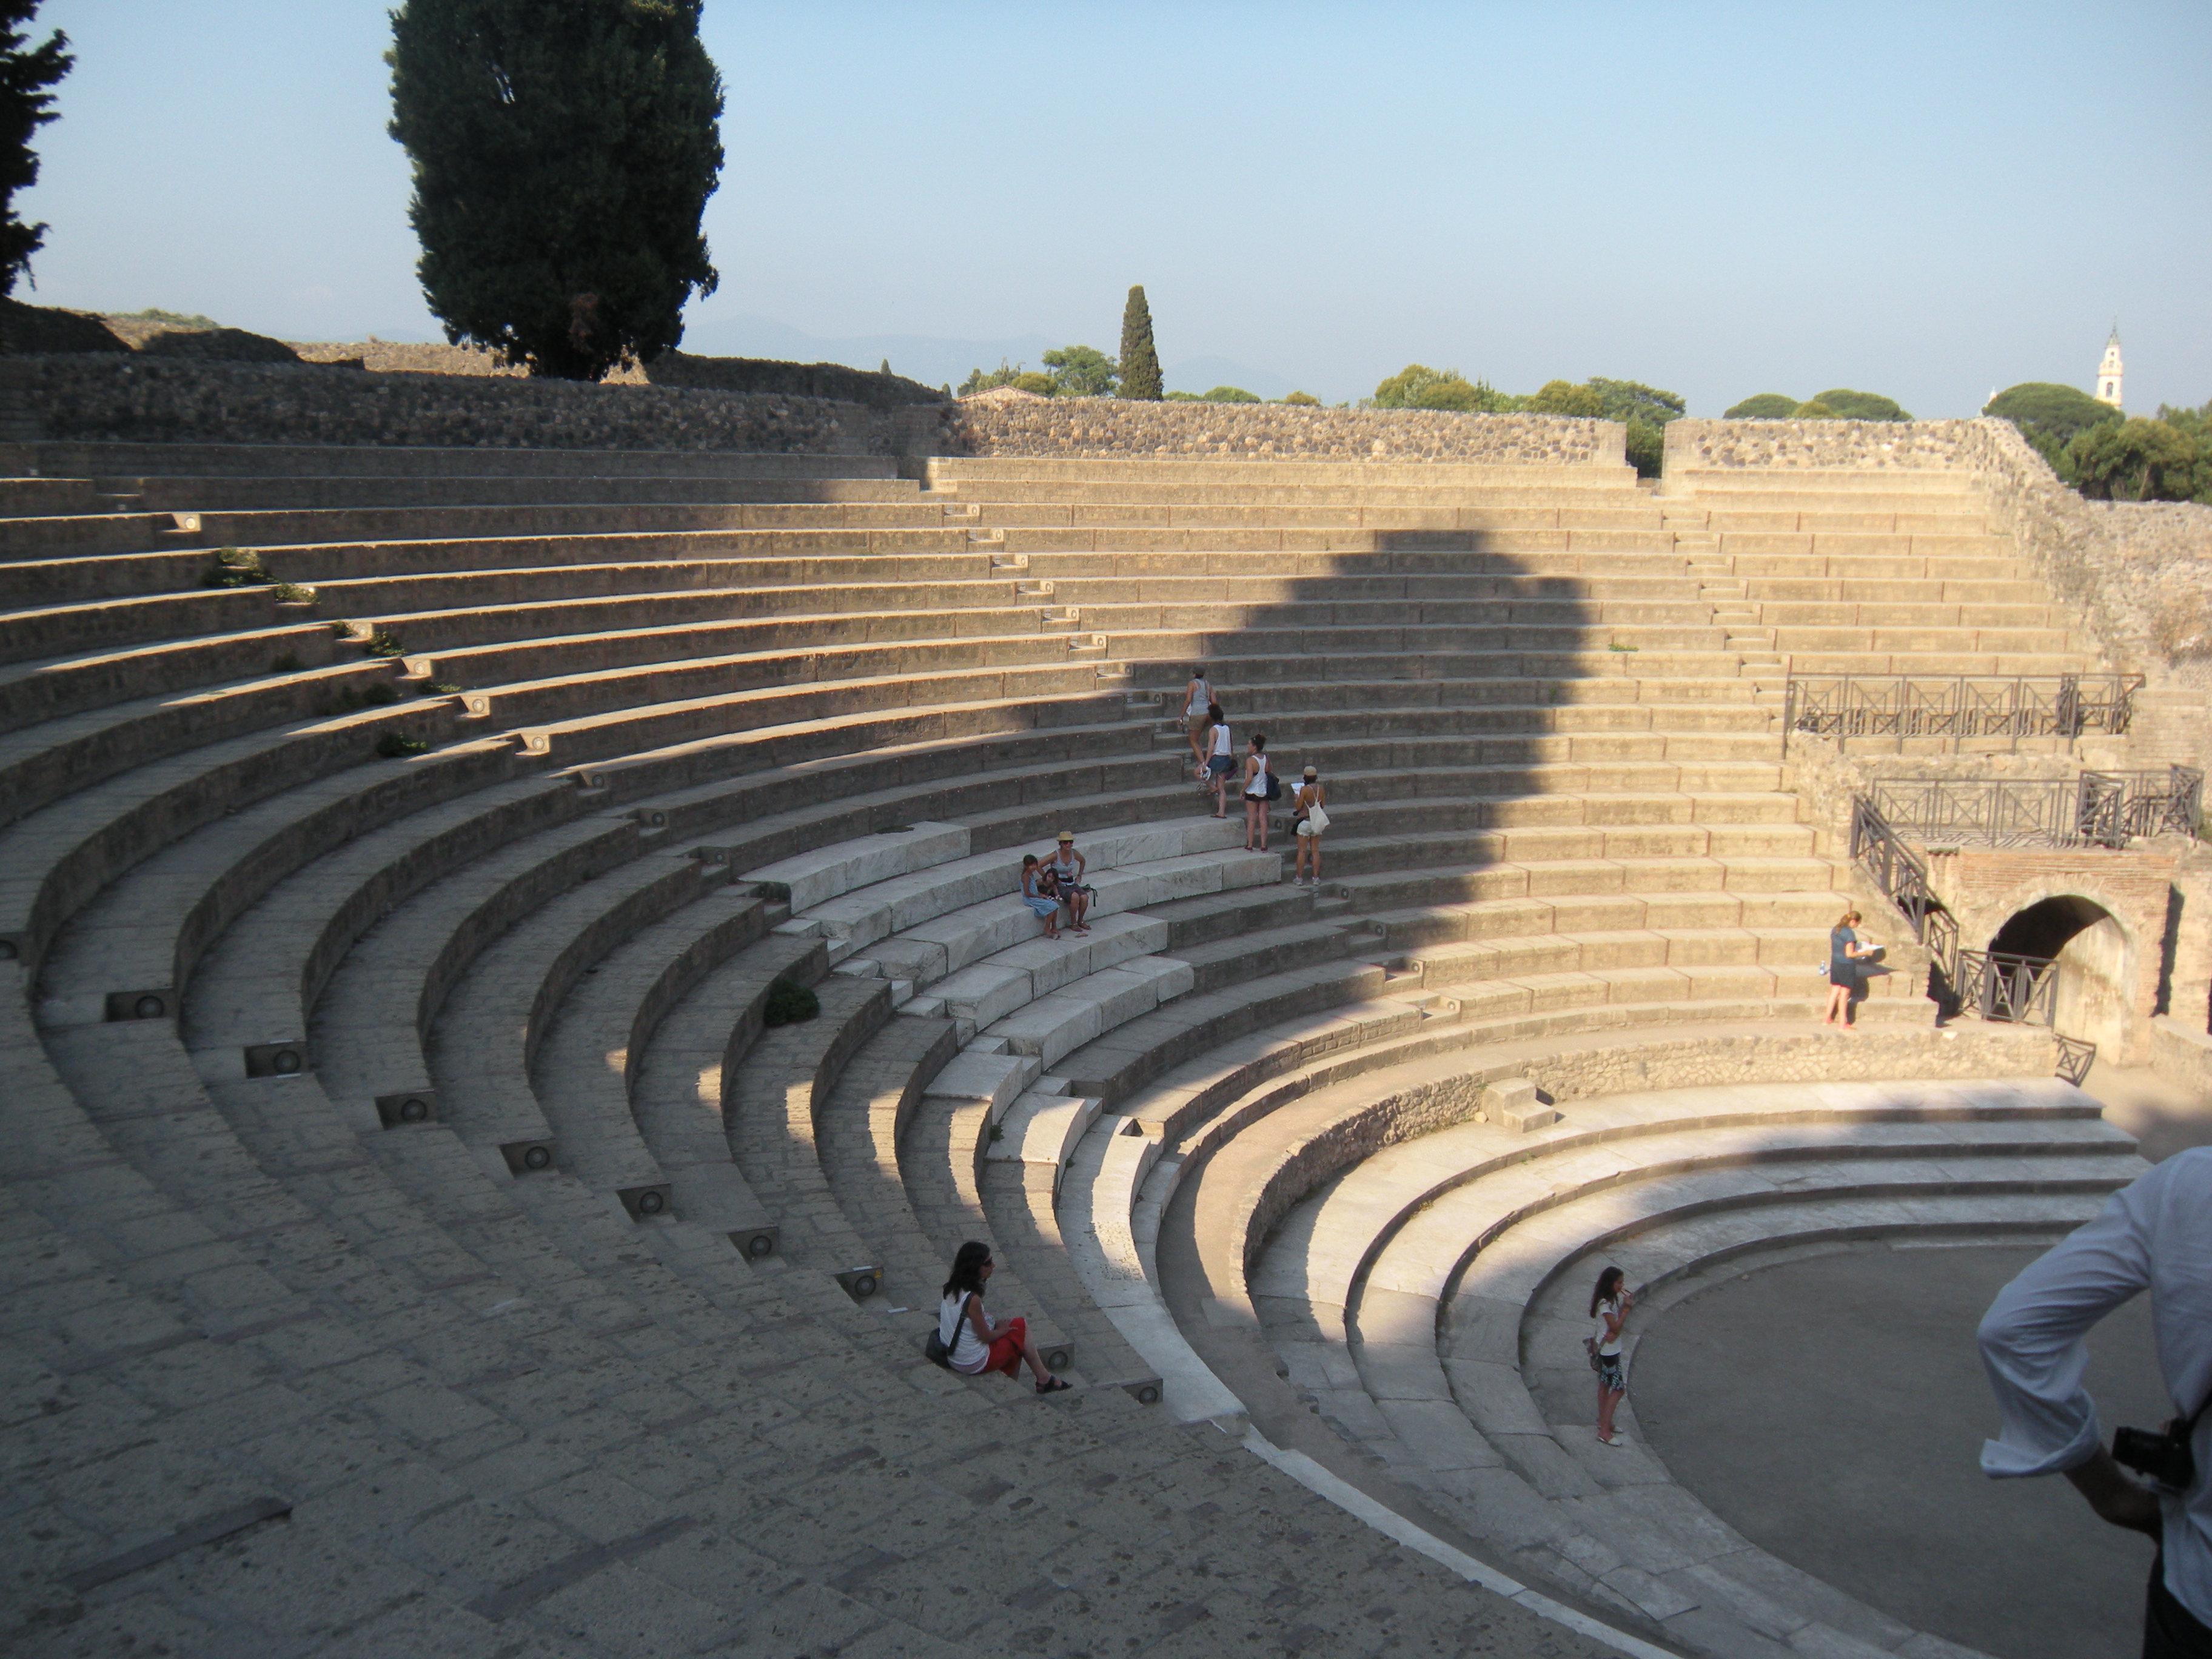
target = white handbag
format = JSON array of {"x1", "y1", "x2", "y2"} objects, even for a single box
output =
[{"x1": 1304, "y1": 802, "x2": 1331, "y2": 833}]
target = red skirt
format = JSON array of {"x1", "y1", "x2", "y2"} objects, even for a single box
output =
[{"x1": 979, "y1": 1316, "x2": 1027, "y2": 1376}]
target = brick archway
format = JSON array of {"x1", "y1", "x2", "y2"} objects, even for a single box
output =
[{"x1": 1925, "y1": 848, "x2": 2179, "y2": 1063}]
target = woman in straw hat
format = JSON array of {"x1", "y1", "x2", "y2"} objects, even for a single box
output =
[{"x1": 1047, "y1": 831, "x2": 1092, "y2": 935}]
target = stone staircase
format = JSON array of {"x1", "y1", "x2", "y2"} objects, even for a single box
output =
[{"x1": 0, "y1": 439, "x2": 2140, "y2": 1657}]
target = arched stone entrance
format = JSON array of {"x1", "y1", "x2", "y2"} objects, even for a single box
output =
[
  {"x1": 1986, "y1": 894, "x2": 2134, "y2": 1053},
  {"x1": 1922, "y1": 848, "x2": 2182, "y2": 1065}
]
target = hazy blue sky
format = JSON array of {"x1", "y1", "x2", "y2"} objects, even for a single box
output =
[{"x1": 23, "y1": 1, "x2": 2212, "y2": 415}]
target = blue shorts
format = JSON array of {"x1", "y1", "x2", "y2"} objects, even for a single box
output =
[{"x1": 1207, "y1": 755, "x2": 1236, "y2": 777}]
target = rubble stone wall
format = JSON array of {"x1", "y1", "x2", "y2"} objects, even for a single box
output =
[{"x1": 929, "y1": 393, "x2": 1624, "y2": 466}]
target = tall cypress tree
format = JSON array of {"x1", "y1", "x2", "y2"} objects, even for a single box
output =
[
  {"x1": 0, "y1": 2, "x2": 72, "y2": 297},
  {"x1": 1118, "y1": 285, "x2": 1161, "y2": 401},
  {"x1": 388, "y1": 0, "x2": 724, "y2": 380}
]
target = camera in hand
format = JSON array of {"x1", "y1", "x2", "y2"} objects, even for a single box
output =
[{"x1": 2113, "y1": 1421, "x2": 2198, "y2": 1490}]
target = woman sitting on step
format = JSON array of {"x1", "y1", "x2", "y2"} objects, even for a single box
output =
[
  {"x1": 940, "y1": 1241, "x2": 1071, "y2": 1393},
  {"x1": 1019, "y1": 854, "x2": 1062, "y2": 941}
]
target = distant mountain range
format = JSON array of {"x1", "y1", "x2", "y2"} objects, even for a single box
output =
[{"x1": 675, "y1": 312, "x2": 1302, "y2": 401}]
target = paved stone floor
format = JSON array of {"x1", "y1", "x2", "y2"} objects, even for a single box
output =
[
  {"x1": 1631, "y1": 1242, "x2": 2165, "y2": 1659},
  {"x1": 2085, "y1": 1061, "x2": 2212, "y2": 1162}
]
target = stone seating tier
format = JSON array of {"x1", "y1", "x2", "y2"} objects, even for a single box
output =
[{"x1": 0, "y1": 444, "x2": 2137, "y2": 1657}]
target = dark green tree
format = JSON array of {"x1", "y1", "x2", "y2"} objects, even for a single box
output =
[
  {"x1": 1199, "y1": 385, "x2": 1259, "y2": 403},
  {"x1": 1983, "y1": 381, "x2": 2122, "y2": 478},
  {"x1": 1042, "y1": 343, "x2": 1116, "y2": 397},
  {"x1": 1586, "y1": 378, "x2": 1686, "y2": 478},
  {"x1": 1525, "y1": 379, "x2": 1606, "y2": 418},
  {"x1": 1118, "y1": 286, "x2": 1161, "y2": 400},
  {"x1": 957, "y1": 358, "x2": 1024, "y2": 396},
  {"x1": 1725, "y1": 394, "x2": 1800, "y2": 418},
  {"x1": 2068, "y1": 417, "x2": 2199, "y2": 501},
  {"x1": 0, "y1": 2, "x2": 72, "y2": 296},
  {"x1": 387, "y1": 0, "x2": 725, "y2": 379},
  {"x1": 1809, "y1": 387, "x2": 1911, "y2": 420},
  {"x1": 1370, "y1": 364, "x2": 1516, "y2": 413}
]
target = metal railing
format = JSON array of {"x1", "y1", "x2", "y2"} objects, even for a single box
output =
[
  {"x1": 1956, "y1": 949, "x2": 2059, "y2": 1025},
  {"x1": 1785, "y1": 673, "x2": 2143, "y2": 754},
  {"x1": 1850, "y1": 796, "x2": 1946, "y2": 953},
  {"x1": 1862, "y1": 767, "x2": 2204, "y2": 850}
]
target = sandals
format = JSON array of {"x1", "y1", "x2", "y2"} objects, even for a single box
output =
[{"x1": 1036, "y1": 1376, "x2": 1073, "y2": 1394}]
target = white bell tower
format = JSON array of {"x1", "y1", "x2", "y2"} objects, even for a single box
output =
[{"x1": 2094, "y1": 326, "x2": 2123, "y2": 409}]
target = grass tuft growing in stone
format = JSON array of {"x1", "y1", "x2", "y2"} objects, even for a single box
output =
[
  {"x1": 203, "y1": 546, "x2": 269, "y2": 588},
  {"x1": 374, "y1": 729, "x2": 432, "y2": 759},
  {"x1": 762, "y1": 979, "x2": 820, "y2": 1026}
]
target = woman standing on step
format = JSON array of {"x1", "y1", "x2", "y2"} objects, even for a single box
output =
[
  {"x1": 1018, "y1": 854, "x2": 1062, "y2": 941},
  {"x1": 1241, "y1": 733, "x2": 1274, "y2": 853},
  {"x1": 1590, "y1": 1265, "x2": 1634, "y2": 1446},
  {"x1": 1184, "y1": 666, "x2": 1216, "y2": 777},
  {"x1": 1825, "y1": 908, "x2": 1867, "y2": 1030},
  {"x1": 1292, "y1": 766, "x2": 1327, "y2": 885},
  {"x1": 1202, "y1": 703, "x2": 1235, "y2": 817},
  {"x1": 940, "y1": 1241, "x2": 1071, "y2": 1393}
]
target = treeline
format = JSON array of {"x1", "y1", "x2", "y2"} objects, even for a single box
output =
[
  {"x1": 1361, "y1": 367, "x2": 1686, "y2": 476},
  {"x1": 1721, "y1": 389, "x2": 1912, "y2": 421},
  {"x1": 1982, "y1": 382, "x2": 2210, "y2": 504}
]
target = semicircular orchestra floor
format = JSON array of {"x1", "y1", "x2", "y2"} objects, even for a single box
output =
[{"x1": 1629, "y1": 1242, "x2": 2165, "y2": 1659}]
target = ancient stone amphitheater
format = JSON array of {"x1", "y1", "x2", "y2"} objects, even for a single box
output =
[{"x1": 1, "y1": 412, "x2": 2198, "y2": 1658}]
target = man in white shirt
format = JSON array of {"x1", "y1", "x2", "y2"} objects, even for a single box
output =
[{"x1": 1979, "y1": 1147, "x2": 2212, "y2": 1657}]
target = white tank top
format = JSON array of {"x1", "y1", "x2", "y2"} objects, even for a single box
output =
[
  {"x1": 939, "y1": 1291, "x2": 990, "y2": 1373},
  {"x1": 1244, "y1": 754, "x2": 1270, "y2": 797},
  {"x1": 1212, "y1": 723, "x2": 1232, "y2": 757}
]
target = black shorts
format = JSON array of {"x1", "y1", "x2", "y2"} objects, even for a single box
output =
[{"x1": 2147, "y1": 1555, "x2": 2212, "y2": 1658}]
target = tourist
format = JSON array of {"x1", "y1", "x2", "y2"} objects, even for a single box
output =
[
  {"x1": 1979, "y1": 1148, "x2": 2212, "y2": 1657},
  {"x1": 1825, "y1": 909, "x2": 1869, "y2": 1030},
  {"x1": 1017, "y1": 854, "x2": 1061, "y2": 940},
  {"x1": 1184, "y1": 665, "x2": 1216, "y2": 777},
  {"x1": 1292, "y1": 765, "x2": 1328, "y2": 885},
  {"x1": 1047, "y1": 831, "x2": 1093, "y2": 935},
  {"x1": 939, "y1": 1241, "x2": 1072, "y2": 1393},
  {"x1": 1590, "y1": 1265, "x2": 1633, "y2": 1446},
  {"x1": 1241, "y1": 733, "x2": 1273, "y2": 852},
  {"x1": 1202, "y1": 702, "x2": 1235, "y2": 817}
]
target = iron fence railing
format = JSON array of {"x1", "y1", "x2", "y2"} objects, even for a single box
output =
[
  {"x1": 1862, "y1": 767, "x2": 2204, "y2": 850},
  {"x1": 1849, "y1": 796, "x2": 1948, "y2": 966},
  {"x1": 1956, "y1": 949, "x2": 2059, "y2": 1025},
  {"x1": 1784, "y1": 674, "x2": 2144, "y2": 754}
]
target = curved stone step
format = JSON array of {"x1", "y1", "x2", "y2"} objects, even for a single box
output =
[
  {"x1": 528, "y1": 886, "x2": 774, "y2": 1191},
  {"x1": 34, "y1": 757, "x2": 554, "y2": 1031},
  {"x1": 0, "y1": 701, "x2": 472, "y2": 971}
]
